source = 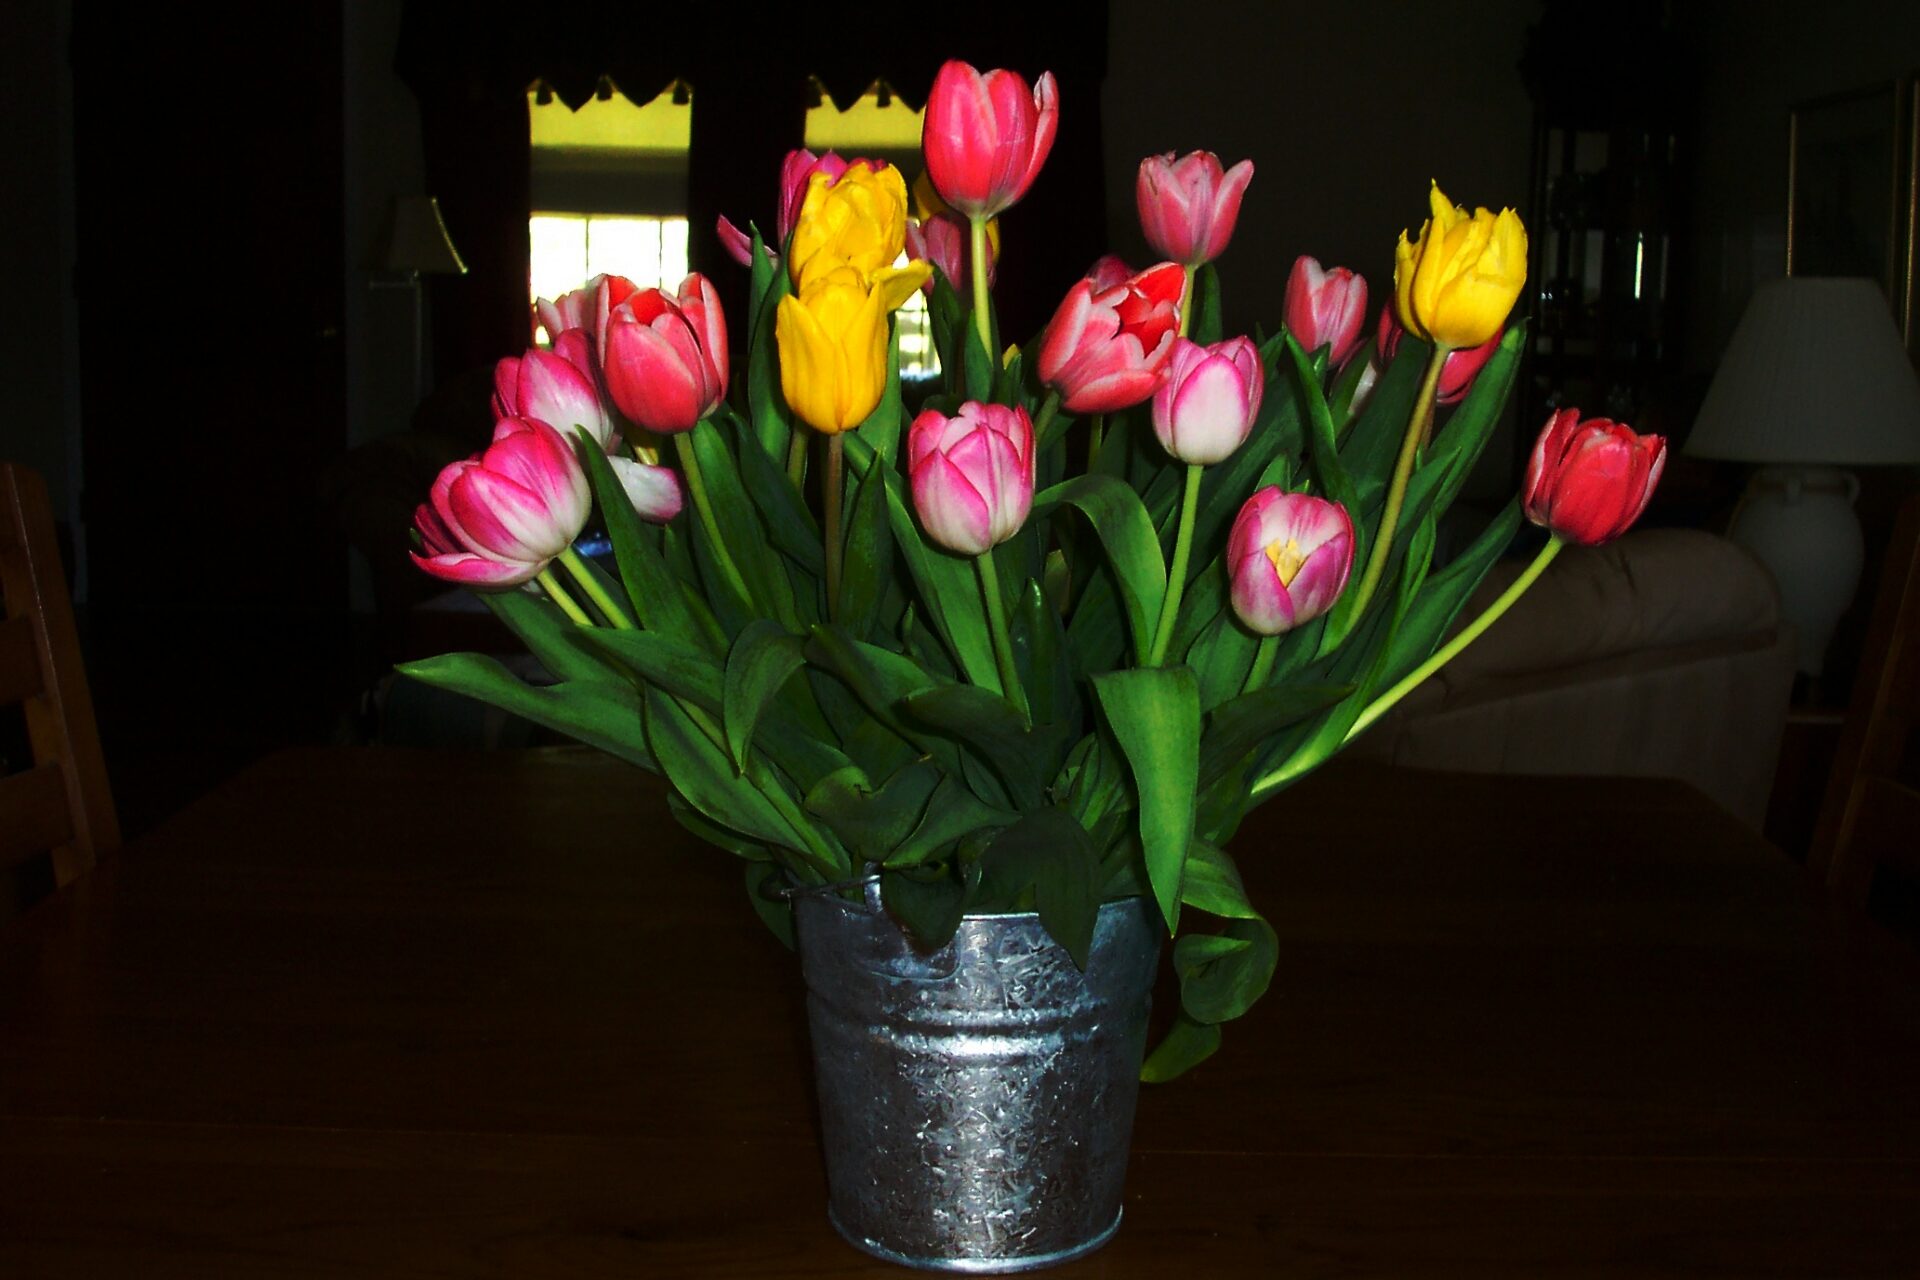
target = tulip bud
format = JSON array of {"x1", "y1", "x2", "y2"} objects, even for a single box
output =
[
  {"x1": 492, "y1": 347, "x2": 613, "y2": 450},
  {"x1": 412, "y1": 419, "x2": 591, "y2": 588},
  {"x1": 1283, "y1": 256, "x2": 1368, "y2": 369},
  {"x1": 1374, "y1": 309, "x2": 1500, "y2": 406},
  {"x1": 907, "y1": 401, "x2": 1035, "y2": 556},
  {"x1": 1227, "y1": 488, "x2": 1355, "y2": 635},
  {"x1": 1136, "y1": 151, "x2": 1255, "y2": 268},
  {"x1": 922, "y1": 60, "x2": 1059, "y2": 220},
  {"x1": 1394, "y1": 182, "x2": 1528, "y2": 350},
  {"x1": 1151, "y1": 336, "x2": 1264, "y2": 465},
  {"x1": 1035, "y1": 261, "x2": 1185, "y2": 414},
  {"x1": 601, "y1": 274, "x2": 729, "y2": 435},
  {"x1": 1522, "y1": 409, "x2": 1666, "y2": 546}
]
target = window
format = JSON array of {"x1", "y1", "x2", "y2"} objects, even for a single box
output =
[
  {"x1": 804, "y1": 80, "x2": 938, "y2": 381},
  {"x1": 527, "y1": 79, "x2": 692, "y2": 340}
]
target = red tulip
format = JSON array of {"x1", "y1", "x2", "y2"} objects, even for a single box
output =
[
  {"x1": 1376, "y1": 310, "x2": 1498, "y2": 405},
  {"x1": 908, "y1": 402, "x2": 1034, "y2": 556},
  {"x1": 601, "y1": 273, "x2": 728, "y2": 435},
  {"x1": 1227, "y1": 488, "x2": 1354, "y2": 635},
  {"x1": 492, "y1": 347, "x2": 612, "y2": 449},
  {"x1": 1136, "y1": 151, "x2": 1254, "y2": 268},
  {"x1": 1035, "y1": 261, "x2": 1185, "y2": 414},
  {"x1": 534, "y1": 274, "x2": 638, "y2": 348},
  {"x1": 922, "y1": 60, "x2": 1058, "y2": 220},
  {"x1": 1151, "y1": 336, "x2": 1264, "y2": 465},
  {"x1": 412, "y1": 419, "x2": 591, "y2": 588},
  {"x1": 1283, "y1": 256, "x2": 1368, "y2": 369},
  {"x1": 1522, "y1": 409, "x2": 1666, "y2": 546}
]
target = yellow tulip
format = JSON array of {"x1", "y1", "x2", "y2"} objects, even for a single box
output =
[
  {"x1": 1394, "y1": 182, "x2": 1528, "y2": 350},
  {"x1": 789, "y1": 161, "x2": 914, "y2": 294},
  {"x1": 777, "y1": 262, "x2": 931, "y2": 434}
]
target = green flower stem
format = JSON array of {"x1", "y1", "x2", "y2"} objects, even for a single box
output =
[
  {"x1": 785, "y1": 427, "x2": 808, "y2": 489},
  {"x1": 1148, "y1": 463, "x2": 1205, "y2": 666},
  {"x1": 1177, "y1": 263, "x2": 1197, "y2": 338},
  {"x1": 1087, "y1": 413, "x2": 1107, "y2": 472},
  {"x1": 823, "y1": 432, "x2": 844, "y2": 620},
  {"x1": 1032, "y1": 389, "x2": 1063, "y2": 451},
  {"x1": 969, "y1": 216, "x2": 994, "y2": 358},
  {"x1": 1335, "y1": 342, "x2": 1449, "y2": 645},
  {"x1": 1243, "y1": 633, "x2": 1278, "y2": 692},
  {"x1": 535, "y1": 567, "x2": 594, "y2": 627},
  {"x1": 558, "y1": 547, "x2": 634, "y2": 630},
  {"x1": 975, "y1": 549, "x2": 1030, "y2": 721},
  {"x1": 1249, "y1": 535, "x2": 1564, "y2": 801},
  {"x1": 673, "y1": 425, "x2": 752, "y2": 604}
]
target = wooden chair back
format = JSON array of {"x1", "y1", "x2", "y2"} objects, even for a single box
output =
[
  {"x1": 1810, "y1": 495, "x2": 1920, "y2": 909},
  {"x1": 0, "y1": 463, "x2": 119, "y2": 888}
]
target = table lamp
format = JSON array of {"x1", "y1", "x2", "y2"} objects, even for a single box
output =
[
  {"x1": 380, "y1": 195, "x2": 468, "y2": 402},
  {"x1": 1686, "y1": 276, "x2": 1920, "y2": 677}
]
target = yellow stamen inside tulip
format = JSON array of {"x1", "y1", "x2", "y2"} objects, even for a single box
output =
[{"x1": 1265, "y1": 538, "x2": 1307, "y2": 587}]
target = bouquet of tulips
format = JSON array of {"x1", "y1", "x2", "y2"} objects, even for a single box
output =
[{"x1": 403, "y1": 60, "x2": 1666, "y2": 1079}]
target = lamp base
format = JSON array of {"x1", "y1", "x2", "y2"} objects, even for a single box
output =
[{"x1": 1725, "y1": 466, "x2": 1863, "y2": 678}]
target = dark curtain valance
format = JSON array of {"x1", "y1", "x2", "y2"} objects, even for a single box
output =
[{"x1": 396, "y1": 0, "x2": 1109, "y2": 388}]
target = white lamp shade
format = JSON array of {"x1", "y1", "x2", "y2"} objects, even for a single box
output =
[
  {"x1": 1687, "y1": 277, "x2": 1920, "y2": 464},
  {"x1": 383, "y1": 196, "x2": 468, "y2": 276}
]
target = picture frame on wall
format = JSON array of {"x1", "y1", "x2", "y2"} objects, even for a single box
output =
[{"x1": 1788, "y1": 78, "x2": 1918, "y2": 353}]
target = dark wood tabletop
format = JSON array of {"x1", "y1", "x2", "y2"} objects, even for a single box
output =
[{"x1": 3, "y1": 746, "x2": 1917, "y2": 1277}]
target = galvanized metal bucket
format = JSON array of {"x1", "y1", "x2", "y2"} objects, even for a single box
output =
[{"x1": 792, "y1": 884, "x2": 1161, "y2": 1273}]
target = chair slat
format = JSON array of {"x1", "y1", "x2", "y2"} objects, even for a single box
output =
[
  {"x1": 0, "y1": 614, "x2": 43, "y2": 706},
  {"x1": 0, "y1": 762, "x2": 76, "y2": 869}
]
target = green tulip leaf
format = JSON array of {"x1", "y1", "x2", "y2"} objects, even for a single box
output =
[
  {"x1": 1199, "y1": 681, "x2": 1355, "y2": 787},
  {"x1": 903, "y1": 683, "x2": 1062, "y2": 811},
  {"x1": 1173, "y1": 912, "x2": 1278, "y2": 1024},
  {"x1": 976, "y1": 808, "x2": 1102, "y2": 970},
  {"x1": 1091, "y1": 666, "x2": 1200, "y2": 933},
  {"x1": 397, "y1": 654, "x2": 653, "y2": 772},
  {"x1": 1036, "y1": 474, "x2": 1169, "y2": 666},
  {"x1": 838, "y1": 460, "x2": 893, "y2": 640},
  {"x1": 574, "y1": 432, "x2": 712, "y2": 650},
  {"x1": 722, "y1": 619, "x2": 808, "y2": 774},
  {"x1": 1141, "y1": 1013, "x2": 1223, "y2": 1084}
]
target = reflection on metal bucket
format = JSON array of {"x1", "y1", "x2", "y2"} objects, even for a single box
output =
[{"x1": 794, "y1": 887, "x2": 1160, "y2": 1273}]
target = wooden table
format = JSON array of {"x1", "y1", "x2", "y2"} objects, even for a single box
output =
[{"x1": 3, "y1": 748, "x2": 1918, "y2": 1277}]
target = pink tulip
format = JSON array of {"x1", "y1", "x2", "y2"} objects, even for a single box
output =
[
  {"x1": 1151, "y1": 336, "x2": 1264, "y2": 465},
  {"x1": 1376, "y1": 310, "x2": 1499, "y2": 406},
  {"x1": 1136, "y1": 151, "x2": 1255, "y2": 268},
  {"x1": 601, "y1": 273, "x2": 729, "y2": 435},
  {"x1": 1035, "y1": 261, "x2": 1185, "y2": 414},
  {"x1": 716, "y1": 149, "x2": 874, "y2": 266},
  {"x1": 907, "y1": 401, "x2": 1035, "y2": 556},
  {"x1": 492, "y1": 347, "x2": 613, "y2": 449},
  {"x1": 1523, "y1": 409, "x2": 1666, "y2": 546},
  {"x1": 1283, "y1": 256, "x2": 1369, "y2": 369},
  {"x1": 1083, "y1": 254, "x2": 1135, "y2": 293},
  {"x1": 923, "y1": 60, "x2": 1059, "y2": 220},
  {"x1": 535, "y1": 274, "x2": 638, "y2": 348},
  {"x1": 1227, "y1": 488, "x2": 1355, "y2": 636},
  {"x1": 905, "y1": 211, "x2": 997, "y2": 297},
  {"x1": 412, "y1": 418, "x2": 591, "y2": 588}
]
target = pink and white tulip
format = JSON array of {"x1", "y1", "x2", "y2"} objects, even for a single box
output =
[
  {"x1": 908, "y1": 401, "x2": 1035, "y2": 557},
  {"x1": 1151, "y1": 336, "x2": 1264, "y2": 465},
  {"x1": 1083, "y1": 254, "x2": 1135, "y2": 293},
  {"x1": 1136, "y1": 151, "x2": 1255, "y2": 268},
  {"x1": 608, "y1": 456, "x2": 684, "y2": 524},
  {"x1": 1035, "y1": 261, "x2": 1185, "y2": 414},
  {"x1": 412, "y1": 418, "x2": 591, "y2": 588},
  {"x1": 601, "y1": 273, "x2": 729, "y2": 435},
  {"x1": 1227, "y1": 488, "x2": 1355, "y2": 635},
  {"x1": 492, "y1": 347, "x2": 613, "y2": 449},
  {"x1": 535, "y1": 273, "x2": 639, "y2": 348},
  {"x1": 1283, "y1": 256, "x2": 1369, "y2": 369},
  {"x1": 922, "y1": 60, "x2": 1059, "y2": 220}
]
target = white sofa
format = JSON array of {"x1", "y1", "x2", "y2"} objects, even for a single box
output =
[{"x1": 1349, "y1": 529, "x2": 1797, "y2": 829}]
